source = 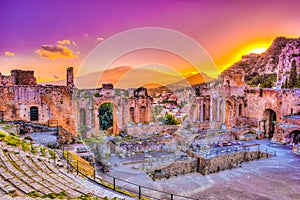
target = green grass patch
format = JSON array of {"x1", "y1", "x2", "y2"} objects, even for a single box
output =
[
  {"x1": 40, "y1": 147, "x2": 46, "y2": 157},
  {"x1": 3, "y1": 135, "x2": 21, "y2": 146},
  {"x1": 28, "y1": 191, "x2": 67, "y2": 199},
  {"x1": 21, "y1": 140, "x2": 31, "y2": 152},
  {"x1": 31, "y1": 143, "x2": 36, "y2": 154},
  {"x1": 48, "y1": 149, "x2": 55, "y2": 159}
]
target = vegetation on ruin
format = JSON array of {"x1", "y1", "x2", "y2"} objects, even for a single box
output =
[
  {"x1": 282, "y1": 60, "x2": 300, "y2": 88},
  {"x1": 48, "y1": 149, "x2": 56, "y2": 159},
  {"x1": 73, "y1": 194, "x2": 130, "y2": 200},
  {"x1": 0, "y1": 130, "x2": 21, "y2": 146},
  {"x1": 21, "y1": 139, "x2": 31, "y2": 151},
  {"x1": 94, "y1": 92, "x2": 102, "y2": 97},
  {"x1": 99, "y1": 103, "x2": 113, "y2": 130},
  {"x1": 82, "y1": 136, "x2": 103, "y2": 145},
  {"x1": 152, "y1": 104, "x2": 164, "y2": 117},
  {"x1": 40, "y1": 146, "x2": 46, "y2": 156},
  {"x1": 158, "y1": 112, "x2": 180, "y2": 125},
  {"x1": 245, "y1": 73, "x2": 277, "y2": 88},
  {"x1": 115, "y1": 89, "x2": 121, "y2": 96},
  {"x1": 28, "y1": 191, "x2": 67, "y2": 199}
]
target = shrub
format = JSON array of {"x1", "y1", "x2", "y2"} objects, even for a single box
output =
[
  {"x1": 4, "y1": 135, "x2": 21, "y2": 146},
  {"x1": 21, "y1": 140, "x2": 31, "y2": 152}
]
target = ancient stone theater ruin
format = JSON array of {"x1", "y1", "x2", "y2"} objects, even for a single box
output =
[{"x1": 0, "y1": 37, "x2": 300, "y2": 199}]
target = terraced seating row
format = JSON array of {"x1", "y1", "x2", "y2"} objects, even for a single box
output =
[{"x1": 0, "y1": 139, "x2": 133, "y2": 199}]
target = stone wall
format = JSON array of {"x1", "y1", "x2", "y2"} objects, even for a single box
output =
[
  {"x1": 152, "y1": 159, "x2": 197, "y2": 179},
  {"x1": 199, "y1": 150, "x2": 272, "y2": 175},
  {"x1": 0, "y1": 73, "x2": 15, "y2": 86},
  {"x1": 11, "y1": 70, "x2": 37, "y2": 85},
  {"x1": 0, "y1": 85, "x2": 77, "y2": 137},
  {"x1": 127, "y1": 124, "x2": 179, "y2": 136}
]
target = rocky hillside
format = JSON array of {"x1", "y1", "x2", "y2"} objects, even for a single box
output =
[{"x1": 222, "y1": 37, "x2": 300, "y2": 88}]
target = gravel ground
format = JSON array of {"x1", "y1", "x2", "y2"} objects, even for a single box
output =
[
  {"x1": 104, "y1": 139, "x2": 300, "y2": 200},
  {"x1": 20, "y1": 132, "x2": 57, "y2": 145}
]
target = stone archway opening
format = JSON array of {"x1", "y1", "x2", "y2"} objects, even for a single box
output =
[
  {"x1": 139, "y1": 106, "x2": 146, "y2": 123},
  {"x1": 289, "y1": 130, "x2": 300, "y2": 144},
  {"x1": 99, "y1": 103, "x2": 113, "y2": 131},
  {"x1": 79, "y1": 108, "x2": 86, "y2": 126},
  {"x1": 225, "y1": 100, "x2": 233, "y2": 126},
  {"x1": 129, "y1": 107, "x2": 135, "y2": 122},
  {"x1": 107, "y1": 140, "x2": 116, "y2": 154},
  {"x1": 263, "y1": 109, "x2": 276, "y2": 139},
  {"x1": 30, "y1": 106, "x2": 39, "y2": 121}
]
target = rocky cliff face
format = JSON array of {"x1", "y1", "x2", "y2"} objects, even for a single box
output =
[{"x1": 222, "y1": 37, "x2": 300, "y2": 88}]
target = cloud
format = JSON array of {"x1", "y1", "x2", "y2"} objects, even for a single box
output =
[
  {"x1": 35, "y1": 45, "x2": 74, "y2": 59},
  {"x1": 4, "y1": 51, "x2": 15, "y2": 57},
  {"x1": 53, "y1": 74, "x2": 60, "y2": 79},
  {"x1": 97, "y1": 37, "x2": 104, "y2": 41},
  {"x1": 72, "y1": 41, "x2": 77, "y2": 46},
  {"x1": 57, "y1": 40, "x2": 71, "y2": 45}
]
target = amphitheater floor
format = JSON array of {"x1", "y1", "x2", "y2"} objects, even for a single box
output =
[{"x1": 103, "y1": 139, "x2": 300, "y2": 200}]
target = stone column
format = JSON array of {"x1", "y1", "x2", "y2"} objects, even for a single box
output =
[
  {"x1": 200, "y1": 98, "x2": 203, "y2": 122},
  {"x1": 222, "y1": 99, "x2": 225, "y2": 124},
  {"x1": 210, "y1": 97, "x2": 213, "y2": 126},
  {"x1": 66, "y1": 67, "x2": 74, "y2": 87},
  {"x1": 217, "y1": 98, "x2": 220, "y2": 122}
]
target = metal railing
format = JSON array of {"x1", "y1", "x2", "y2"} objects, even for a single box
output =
[
  {"x1": 198, "y1": 144, "x2": 276, "y2": 159},
  {"x1": 62, "y1": 148, "x2": 199, "y2": 200}
]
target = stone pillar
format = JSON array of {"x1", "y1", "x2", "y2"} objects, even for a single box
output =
[
  {"x1": 67, "y1": 67, "x2": 74, "y2": 87},
  {"x1": 217, "y1": 98, "x2": 220, "y2": 122},
  {"x1": 210, "y1": 97, "x2": 213, "y2": 126},
  {"x1": 222, "y1": 99, "x2": 225, "y2": 124},
  {"x1": 200, "y1": 98, "x2": 203, "y2": 122}
]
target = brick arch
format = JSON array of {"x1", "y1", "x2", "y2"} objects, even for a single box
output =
[
  {"x1": 225, "y1": 99, "x2": 234, "y2": 127},
  {"x1": 262, "y1": 108, "x2": 277, "y2": 139},
  {"x1": 40, "y1": 94, "x2": 76, "y2": 137},
  {"x1": 94, "y1": 99, "x2": 120, "y2": 135},
  {"x1": 286, "y1": 129, "x2": 300, "y2": 144}
]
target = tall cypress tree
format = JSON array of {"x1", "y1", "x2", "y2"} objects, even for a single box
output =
[
  {"x1": 284, "y1": 77, "x2": 289, "y2": 88},
  {"x1": 288, "y1": 59, "x2": 297, "y2": 88}
]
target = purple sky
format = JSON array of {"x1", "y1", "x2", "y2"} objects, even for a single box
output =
[{"x1": 0, "y1": 0, "x2": 300, "y2": 82}]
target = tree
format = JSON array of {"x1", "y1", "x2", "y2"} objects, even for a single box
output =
[
  {"x1": 284, "y1": 77, "x2": 289, "y2": 88},
  {"x1": 99, "y1": 103, "x2": 113, "y2": 130},
  {"x1": 295, "y1": 74, "x2": 300, "y2": 88},
  {"x1": 164, "y1": 112, "x2": 180, "y2": 125},
  {"x1": 288, "y1": 59, "x2": 297, "y2": 88}
]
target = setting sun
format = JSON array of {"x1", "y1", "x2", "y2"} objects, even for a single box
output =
[{"x1": 246, "y1": 47, "x2": 267, "y2": 54}]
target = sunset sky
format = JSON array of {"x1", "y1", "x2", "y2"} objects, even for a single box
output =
[{"x1": 0, "y1": 0, "x2": 300, "y2": 86}]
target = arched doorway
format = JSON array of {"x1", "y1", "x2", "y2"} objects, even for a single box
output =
[
  {"x1": 139, "y1": 106, "x2": 146, "y2": 123},
  {"x1": 129, "y1": 107, "x2": 135, "y2": 122},
  {"x1": 238, "y1": 104, "x2": 243, "y2": 116},
  {"x1": 263, "y1": 109, "x2": 276, "y2": 139},
  {"x1": 30, "y1": 106, "x2": 39, "y2": 121},
  {"x1": 99, "y1": 103, "x2": 113, "y2": 131},
  {"x1": 107, "y1": 140, "x2": 116, "y2": 154},
  {"x1": 225, "y1": 101, "x2": 233, "y2": 126},
  {"x1": 202, "y1": 104, "x2": 206, "y2": 120},
  {"x1": 289, "y1": 130, "x2": 300, "y2": 144},
  {"x1": 79, "y1": 108, "x2": 86, "y2": 126}
]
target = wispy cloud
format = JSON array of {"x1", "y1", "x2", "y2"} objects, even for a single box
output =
[
  {"x1": 53, "y1": 74, "x2": 60, "y2": 79},
  {"x1": 4, "y1": 51, "x2": 15, "y2": 57},
  {"x1": 35, "y1": 45, "x2": 74, "y2": 59},
  {"x1": 57, "y1": 40, "x2": 71, "y2": 45},
  {"x1": 97, "y1": 37, "x2": 104, "y2": 41}
]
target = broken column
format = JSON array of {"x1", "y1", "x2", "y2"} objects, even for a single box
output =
[{"x1": 66, "y1": 67, "x2": 74, "y2": 87}]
